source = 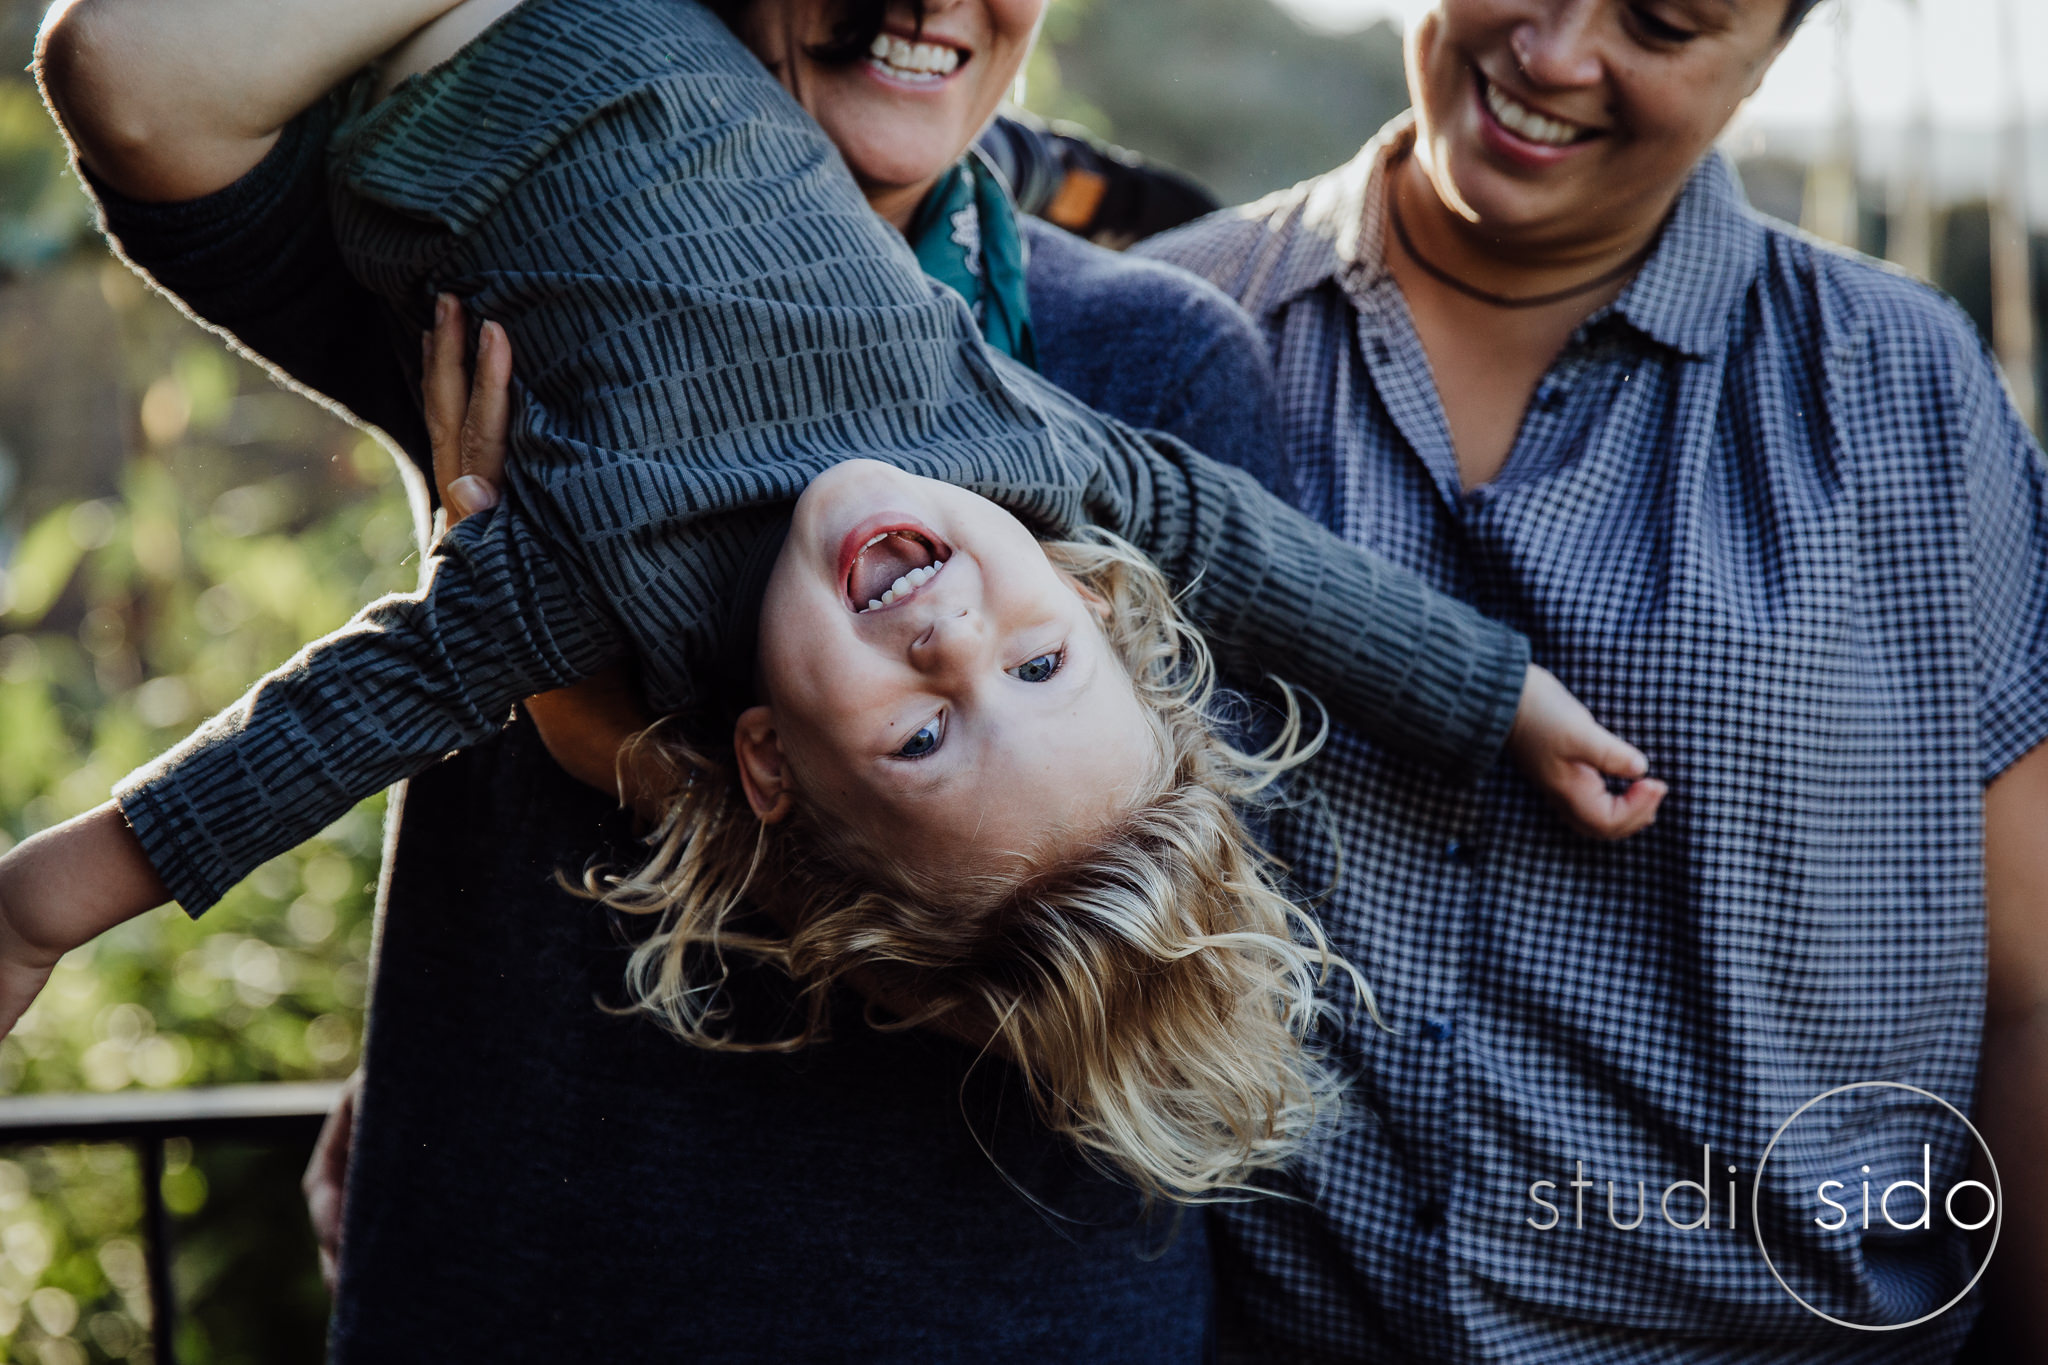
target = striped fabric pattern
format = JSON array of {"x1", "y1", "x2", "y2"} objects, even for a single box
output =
[
  {"x1": 1140, "y1": 120, "x2": 2048, "y2": 1362},
  {"x1": 111, "y1": 0, "x2": 1530, "y2": 915}
]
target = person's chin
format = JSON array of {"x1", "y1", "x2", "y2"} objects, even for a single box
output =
[
  {"x1": 1436, "y1": 143, "x2": 1582, "y2": 235},
  {"x1": 842, "y1": 138, "x2": 971, "y2": 195}
]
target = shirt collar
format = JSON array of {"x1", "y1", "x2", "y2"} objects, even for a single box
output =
[{"x1": 1261, "y1": 112, "x2": 1766, "y2": 361}]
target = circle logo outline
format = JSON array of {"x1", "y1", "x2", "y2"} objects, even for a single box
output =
[{"x1": 1750, "y1": 1080, "x2": 2001, "y2": 1332}]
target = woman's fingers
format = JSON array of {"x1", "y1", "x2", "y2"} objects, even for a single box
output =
[
  {"x1": 422, "y1": 299, "x2": 512, "y2": 525},
  {"x1": 453, "y1": 320, "x2": 512, "y2": 512},
  {"x1": 423, "y1": 294, "x2": 469, "y2": 507},
  {"x1": 301, "y1": 1068, "x2": 363, "y2": 1294}
]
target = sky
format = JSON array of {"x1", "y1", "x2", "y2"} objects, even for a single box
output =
[{"x1": 1268, "y1": 0, "x2": 2048, "y2": 130}]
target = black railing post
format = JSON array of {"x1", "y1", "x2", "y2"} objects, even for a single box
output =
[
  {"x1": 137, "y1": 1135, "x2": 175, "y2": 1365},
  {"x1": 0, "y1": 1081, "x2": 344, "y2": 1358}
]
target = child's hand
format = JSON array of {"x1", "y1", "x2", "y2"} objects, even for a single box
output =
[
  {"x1": 1506, "y1": 665, "x2": 1668, "y2": 840},
  {"x1": 0, "y1": 908, "x2": 62, "y2": 1041},
  {"x1": 0, "y1": 804, "x2": 171, "y2": 1036}
]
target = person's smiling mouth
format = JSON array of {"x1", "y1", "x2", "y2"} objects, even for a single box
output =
[
  {"x1": 843, "y1": 523, "x2": 951, "y2": 613},
  {"x1": 866, "y1": 30, "x2": 971, "y2": 86},
  {"x1": 1475, "y1": 66, "x2": 1604, "y2": 149}
]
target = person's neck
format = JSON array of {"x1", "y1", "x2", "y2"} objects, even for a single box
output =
[
  {"x1": 866, "y1": 176, "x2": 942, "y2": 234},
  {"x1": 1388, "y1": 152, "x2": 1666, "y2": 315}
]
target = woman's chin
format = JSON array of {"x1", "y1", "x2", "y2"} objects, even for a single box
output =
[
  {"x1": 1432, "y1": 144, "x2": 1586, "y2": 238},
  {"x1": 828, "y1": 124, "x2": 974, "y2": 196}
]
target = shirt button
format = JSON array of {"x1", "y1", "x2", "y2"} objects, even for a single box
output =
[
  {"x1": 1422, "y1": 1017, "x2": 1454, "y2": 1043},
  {"x1": 1444, "y1": 839, "x2": 1471, "y2": 863},
  {"x1": 1415, "y1": 1200, "x2": 1446, "y2": 1232},
  {"x1": 1535, "y1": 380, "x2": 1564, "y2": 409}
]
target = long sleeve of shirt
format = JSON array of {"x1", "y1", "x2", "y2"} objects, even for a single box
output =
[{"x1": 112, "y1": 0, "x2": 1527, "y2": 914}]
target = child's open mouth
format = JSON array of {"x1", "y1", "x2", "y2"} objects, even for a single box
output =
[{"x1": 845, "y1": 526, "x2": 949, "y2": 613}]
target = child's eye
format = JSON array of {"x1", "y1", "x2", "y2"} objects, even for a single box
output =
[
  {"x1": 1009, "y1": 650, "x2": 1065, "y2": 684},
  {"x1": 895, "y1": 715, "x2": 944, "y2": 759}
]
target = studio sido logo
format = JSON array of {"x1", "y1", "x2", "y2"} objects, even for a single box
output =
[
  {"x1": 1752, "y1": 1082, "x2": 2000, "y2": 1331},
  {"x1": 1525, "y1": 1082, "x2": 1999, "y2": 1331}
]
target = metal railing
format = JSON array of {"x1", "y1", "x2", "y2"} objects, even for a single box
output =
[{"x1": 0, "y1": 1082, "x2": 344, "y2": 1365}]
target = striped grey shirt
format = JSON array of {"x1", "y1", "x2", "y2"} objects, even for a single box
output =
[{"x1": 112, "y1": 0, "x2": 1529, "y2": 915}]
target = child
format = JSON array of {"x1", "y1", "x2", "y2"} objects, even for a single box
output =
[
  {"x1": 588, "y1": 453, "x2": 1371, "y2": 1200},
  {"x1": 1, "y1": 0, "x2": 1657, "y2": 1194}
]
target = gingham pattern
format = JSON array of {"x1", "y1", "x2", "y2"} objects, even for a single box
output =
[
  {"x1": 110, "y1": 0, "x2": 1531, "y2": 916},
  {"x1": 1140, "y1": 119, "x2": 2048, "y2": 1363}
]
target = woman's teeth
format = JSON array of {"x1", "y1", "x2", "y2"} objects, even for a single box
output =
[
  {"x1": 861, "y1": 559, "x2": 945, "y2": 613},
  {"x1": 1484, "y1": 78, "x2": 1586, "y2": 148},
  {"x1": 868, "y1": 34, "x2": 963, "y2": 82}
]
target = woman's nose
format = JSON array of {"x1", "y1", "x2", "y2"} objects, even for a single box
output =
[{"x1": 1513, "y1": 1, "x2": 1604, "y2": 88}]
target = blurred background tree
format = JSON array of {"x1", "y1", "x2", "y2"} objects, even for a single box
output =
[
  {"x1": 0, "y1": 0, "x2": 2042, "y2": 1360},
  {"x1": 2, "y1": 1, "x2": 410, "y2": 1357}
]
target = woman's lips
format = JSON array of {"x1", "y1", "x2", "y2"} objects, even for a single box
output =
[
  {"x1": 866, "y1": 30, "x2": 971, "y2": 88},
  {"x1": 1472, "y1": 67, "x2": 1602, "y2": 170}
]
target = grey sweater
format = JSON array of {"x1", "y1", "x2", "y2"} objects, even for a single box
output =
[{"x1": 112, "y1": 0, "x2": 1528, "y2": 915}]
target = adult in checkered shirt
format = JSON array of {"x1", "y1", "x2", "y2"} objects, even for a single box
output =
[{"x1": 1139, "y1": 0, "x2": 2048, "y2": 1360}]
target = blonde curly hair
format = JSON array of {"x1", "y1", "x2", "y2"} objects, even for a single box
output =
[{"x1": 581, "y1": 526, "x2": 1380, "y2": 1201}]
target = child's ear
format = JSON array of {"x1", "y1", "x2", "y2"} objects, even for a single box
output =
[{"x1": 732, "y1": 705, "x2": 794, "y2": 824}]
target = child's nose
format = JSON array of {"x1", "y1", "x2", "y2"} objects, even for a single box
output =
[{"x1": 908, "y1": 608, "x2": 990, "y2": 681}]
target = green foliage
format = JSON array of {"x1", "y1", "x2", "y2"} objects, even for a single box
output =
[
  {"x1": 0, "y1": 10, "x2": 415, "y2": 1349},
  {"x1": 1027, "y1": 0, "x2": 1410, "y2": 204},
  {"x1": 0, "y1": 326, "x2": 410, "y2": 1356},
  {"x1": 0, "y1": 80, "x2": 96, "y2": 276}
]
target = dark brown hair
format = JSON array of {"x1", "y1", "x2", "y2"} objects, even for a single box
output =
[{"x1": 700, "y1": 0, "x2": 926, "y2": 65}]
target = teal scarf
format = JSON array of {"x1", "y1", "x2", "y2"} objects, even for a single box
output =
[{"x1": 906, "y1": 152, "x2": 1037, "y2": 369}]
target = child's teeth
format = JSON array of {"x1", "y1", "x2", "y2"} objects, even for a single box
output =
[{"x1": 855, "y1": 553, "x2": 946, "y2": 612}]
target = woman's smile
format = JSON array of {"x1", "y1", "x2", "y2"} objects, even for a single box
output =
[
  {"x1": 1471, "y1": 64, "x2": 1607, "y2": 171},
  {"x1": 744, "y1": 0, "x2": 1047, "y2": 228},
  {"x1": 863, "y1": 28, "x2": 970, "y2": 89}
]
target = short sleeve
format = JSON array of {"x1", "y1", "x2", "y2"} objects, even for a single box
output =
[
  {"x1": 86, "y1": 99, "x2": 428, "y2": 466},
  {"x1": 1965, "y1": 349, "x2": 2048, "y2": 781}
]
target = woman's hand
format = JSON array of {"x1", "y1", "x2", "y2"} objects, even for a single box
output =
[
  {"x1": 1506, "y1": 665, "x2": 1668, "y2": 840},
  {"x1": 302, "y1": 1067, "x2": 364, "y2": 1293},
  {"x1": 422, "y1": 297, "x2": 663, "y2": 815}
]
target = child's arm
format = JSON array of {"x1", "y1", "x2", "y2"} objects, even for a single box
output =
[
  {"x1": 113, "y1": 486, "x2": 625, "y2": 918},
  {"x1": 0, "y1": 805, "x2": 169, "y2": 1036}
]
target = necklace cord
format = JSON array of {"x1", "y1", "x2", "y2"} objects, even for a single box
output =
[{"x1": 1387, "y1": 181, "x2": 1657, "y2": 310}]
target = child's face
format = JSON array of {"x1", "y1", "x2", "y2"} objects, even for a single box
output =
[{"x1": 741, "y1": 460, "x2": 1157, "y2": 878}]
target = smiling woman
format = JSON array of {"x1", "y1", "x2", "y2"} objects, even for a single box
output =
[{"x1": 1135, "y1": 0, "x2": 2048, "y2": 1356}]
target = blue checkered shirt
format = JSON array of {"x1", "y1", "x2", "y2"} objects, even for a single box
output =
[{"x1": 1140, "y1": 118, "x2": 2048, "y2": 1363}]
